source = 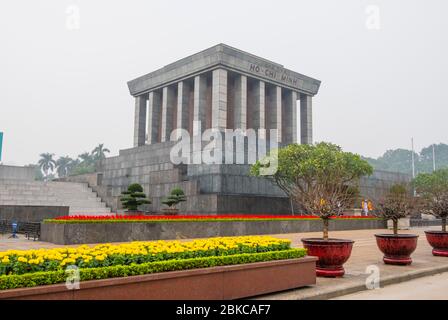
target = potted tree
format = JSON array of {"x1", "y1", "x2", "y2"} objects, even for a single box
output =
[
  {"x1": 120, "y1": 183, "x2": 151, "y2": 214},
  {"x1": 414, "y1": 169, "x2": 448, "y2": 257},
  {"x1": 373, "y1": 184, "x2": 418, "y2": 265},
  {"x1": 251, "y1": 142, "x2": 373, "y2": 277},
  {"x1": 161, "y1": 187, "x2": 187, "y2": 215}
]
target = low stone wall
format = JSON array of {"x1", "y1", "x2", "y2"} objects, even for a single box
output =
[
  {"x1": 0, "y1": 165, "x2": 34, "y2": 181},
  {"x1": 411, "y1": 219, "x2": 442, "y2": 228},
  {"x1": 41, "y1": 219, "x2": 387, "y2": 245},
  {"x1": 0, "y1": 205, "x2": 69, "y2": 222}
]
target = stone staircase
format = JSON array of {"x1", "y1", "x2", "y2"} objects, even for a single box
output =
[{"x1": 0, "y1": 179, "x2": 112, "y2": 216}]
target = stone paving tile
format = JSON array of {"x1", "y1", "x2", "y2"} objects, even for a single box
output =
[
  {"x1": 1, "y1": 226, "x2": 446, "y2": 300},
  {"x1": 256, "y1": 226, "x2": 447, "y2": 299}
]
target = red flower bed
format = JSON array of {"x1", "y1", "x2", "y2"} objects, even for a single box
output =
[{"x1": 45, "y1": 214, "x2": 379, "y2": 224}]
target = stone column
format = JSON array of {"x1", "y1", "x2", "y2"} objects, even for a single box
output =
[
  {"x1": 177, "y1": 81, "x2": 190, "y2": 137},
  {"x1": 300, "y1": 93, "x2": 313, "y2": 144},
  {"x1": 251, "y1": 80, "x2": 265, "y2": 136},
  {"x1": 282, "y1": 90, "x2": 298, "y2": 145},
  {"x1": 161, "y1": 86, "x2": 176, "y2": 142},
  {"x1": 193, "y1": 74, "x2": 207, "y2": 136},
  {"x1": 147, "y1": 91, "x2": 162, "y2": 144},
  {"x1": 133, "y1": 95, "x2": 147, "y2": 147},
  {"x1": 234, "y1": 75, "x2": 247, "y2": 130},
  {"x1": 267, "y1": 86, "x2": 282, "y2": 143},
  {"x1": 211, "y1": 68, "x2": 228, "y2": 130}
]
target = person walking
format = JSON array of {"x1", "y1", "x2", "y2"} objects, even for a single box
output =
[{"x1": 362, "y1": 199, "x2": 369, "y2": 216}]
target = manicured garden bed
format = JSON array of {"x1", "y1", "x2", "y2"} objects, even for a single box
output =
[{"x1": 0, "y1": 236, "x2": 316, "y2": 299}]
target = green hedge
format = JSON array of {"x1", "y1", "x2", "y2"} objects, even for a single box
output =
[{"x1": 0, "y1": 249, "x2": 306, "y2": 290}]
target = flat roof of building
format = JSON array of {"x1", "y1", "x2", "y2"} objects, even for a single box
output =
[{"x1": 127, "y1": 43, "x2": 321, "y2": 97}]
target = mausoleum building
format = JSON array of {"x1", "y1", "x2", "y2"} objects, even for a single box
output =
[
  {"x1": 129, "y1": 44, "x2": 320, "y2": 148},
  {"x1": 88, "y1": 45, "x2": 409, "y2": 214}
]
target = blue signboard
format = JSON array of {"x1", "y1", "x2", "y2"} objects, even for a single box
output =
[{"x1": 0, "y1": 132, "x2": 3, "y2": 161}]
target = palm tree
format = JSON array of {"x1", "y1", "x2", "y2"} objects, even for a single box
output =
[
  {"x1": 38, "y1": 153, "x2": 56, "y2": 179},
  {"x1": 56, "y1": 156, "x2": 74, "y2": 178},
  {"x1": 92, "y1": 144, "x2": 110, "y2": 161},
  {"x1": 78, "y1": 152, "x2": 93, "y2": 165}
]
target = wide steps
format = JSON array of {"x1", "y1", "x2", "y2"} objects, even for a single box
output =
[{"x1": 0, "y1": 179, "x2": 111, "y2": 216}]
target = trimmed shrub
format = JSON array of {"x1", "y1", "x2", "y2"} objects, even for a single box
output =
[{"x1": 120, "y1": 183, "x2": 151, "y2": 211}]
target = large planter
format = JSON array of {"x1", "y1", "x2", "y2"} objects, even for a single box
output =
[
  {"x1": 375, "y1": 234, "x2": 419, "y2": 265},
  {"x1": 0, "y1": 257, "x2": 317, "y2": 300},
  {"x1": 425, "y1": 231, "x2": 448, "y2": 257},
  {"x1": 301, "y1": 238, "x2": 354, "y2": 277}
]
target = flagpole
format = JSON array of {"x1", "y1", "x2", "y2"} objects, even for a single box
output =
[
  {"x1": 411, "y1": 138, "x2": 416, "y2": 196},
  {"x1": 411, "y1": 138, "x2": 415, "y2": 179},
  {"x1": 433, "y1": 144, "x2": 436, "y2": 172}
]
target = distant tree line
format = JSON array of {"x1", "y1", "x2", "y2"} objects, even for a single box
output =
[
  {"x1": 364, "y1": 143, "x2": 448, "y2": 175},
  {"x1": 31, "y1": 144, "x2": 110, "y2": 180}
]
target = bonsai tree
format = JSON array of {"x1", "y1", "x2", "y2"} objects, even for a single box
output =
[
  {"x1": 414, "y1": 169, "x2": 448, "y2": 232},
  {"x1": 373, "y1": 184, "x2": 420, "y2": 265},
  {"x1": 251, "y1": 142, "x2": 373, "y2": 240},
  {"x1": 373, "y1": 184, "x2": 414, "y2": 235},
  {"x1": 162, "y1": 187, "x2": 187, "y2": 210},
  {"x1": 120, "y1": 183, "x2": 151, "y2": 212}
]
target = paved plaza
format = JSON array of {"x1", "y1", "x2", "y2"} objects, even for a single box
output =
[
  {"x1": 332, "y1": 272, "x2": 448, "y2": 300},
  {"x1": 1, "y1": 226, "x2": 447, "y2": 299}
]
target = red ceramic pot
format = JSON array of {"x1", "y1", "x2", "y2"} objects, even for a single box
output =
[
  {"x1": 425, "y1": 231, "x2": 448, "y2": 257},
  {"x1": 375, "y1": 234, "x2": 418, "y2": 265},
  {"x1": 301, "y1": 238, "x2": 354, "y2": 277}
]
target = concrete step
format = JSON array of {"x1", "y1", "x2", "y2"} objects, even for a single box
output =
[
  {"x1": 69, "y1": 208, "x2": 112, "y2": 214},
  {"x1": 0, "y1": 195, "x2": 58, "y2": 201},
  {"x1": 0, "y1": 201, "x2": 59, "y2": 205},
  {"x1": 68, "y1": 212, "x2": 114, "y2": 217},
  {"x1": 60, "y1": 202, "x2": 106, "y2": 208},
  {"x1": 0, "y1": 180, "x2": 87, "y2": 188},
  {"x1": 0, "y1": 179, "x2": 111, "y2": 216},
  {"x1": 47, "y1": 195, "x2": 101, "y2": 201}
]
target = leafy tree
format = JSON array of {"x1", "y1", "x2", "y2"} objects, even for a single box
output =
[
  {"x1": 120, "y1": 183, "x2": 151, "y2": 211},
  {"x1": 78, "y1": 152, "x2": 94, "y2": 165},
  {"x1": 56, "y1": 156, "x2": 74, "y2": 178},
  {"x1": 92, "y1": 143, "x2": 110, "y2": 161},
  {"x1": 162, "y1": 188, "x2": 187, "y2": 209},
  {"x1": 414, "y1": 169, "x2": 448, "y2": 232},
  {"x1": 373, "y1": 184, "x2": 414, "y2": 235},
  {"x1": 365, "y1": 143, "x2": 448, "y2": 175},
  {"x1": 38, "y1": 153, "x2": 56, "y2": 179},
  {"x1": 419, "y1": 144, "x2": 448, "y2": 173},
  {"x1": 251, "y1": 142, "x2": 373, "y2": 240},
  {"x1": 33, "y1": 143, "x2": 111, "y2": 178},
  {"x1": 70, "y1": 152, "x2": 95, "y2": 175}
]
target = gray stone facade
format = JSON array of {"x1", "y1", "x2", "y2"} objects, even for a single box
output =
[{"x1": 98, "y1": 140, "x2": 292, "y2": 214}]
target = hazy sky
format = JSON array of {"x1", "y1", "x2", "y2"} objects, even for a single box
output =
[{"x1": 1, "y1": 0, "x2": 447, "y2": 165}]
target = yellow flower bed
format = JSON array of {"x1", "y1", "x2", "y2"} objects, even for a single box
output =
[{"x1": 0, "y1": 236, "x2": 291, "y2": 276}]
